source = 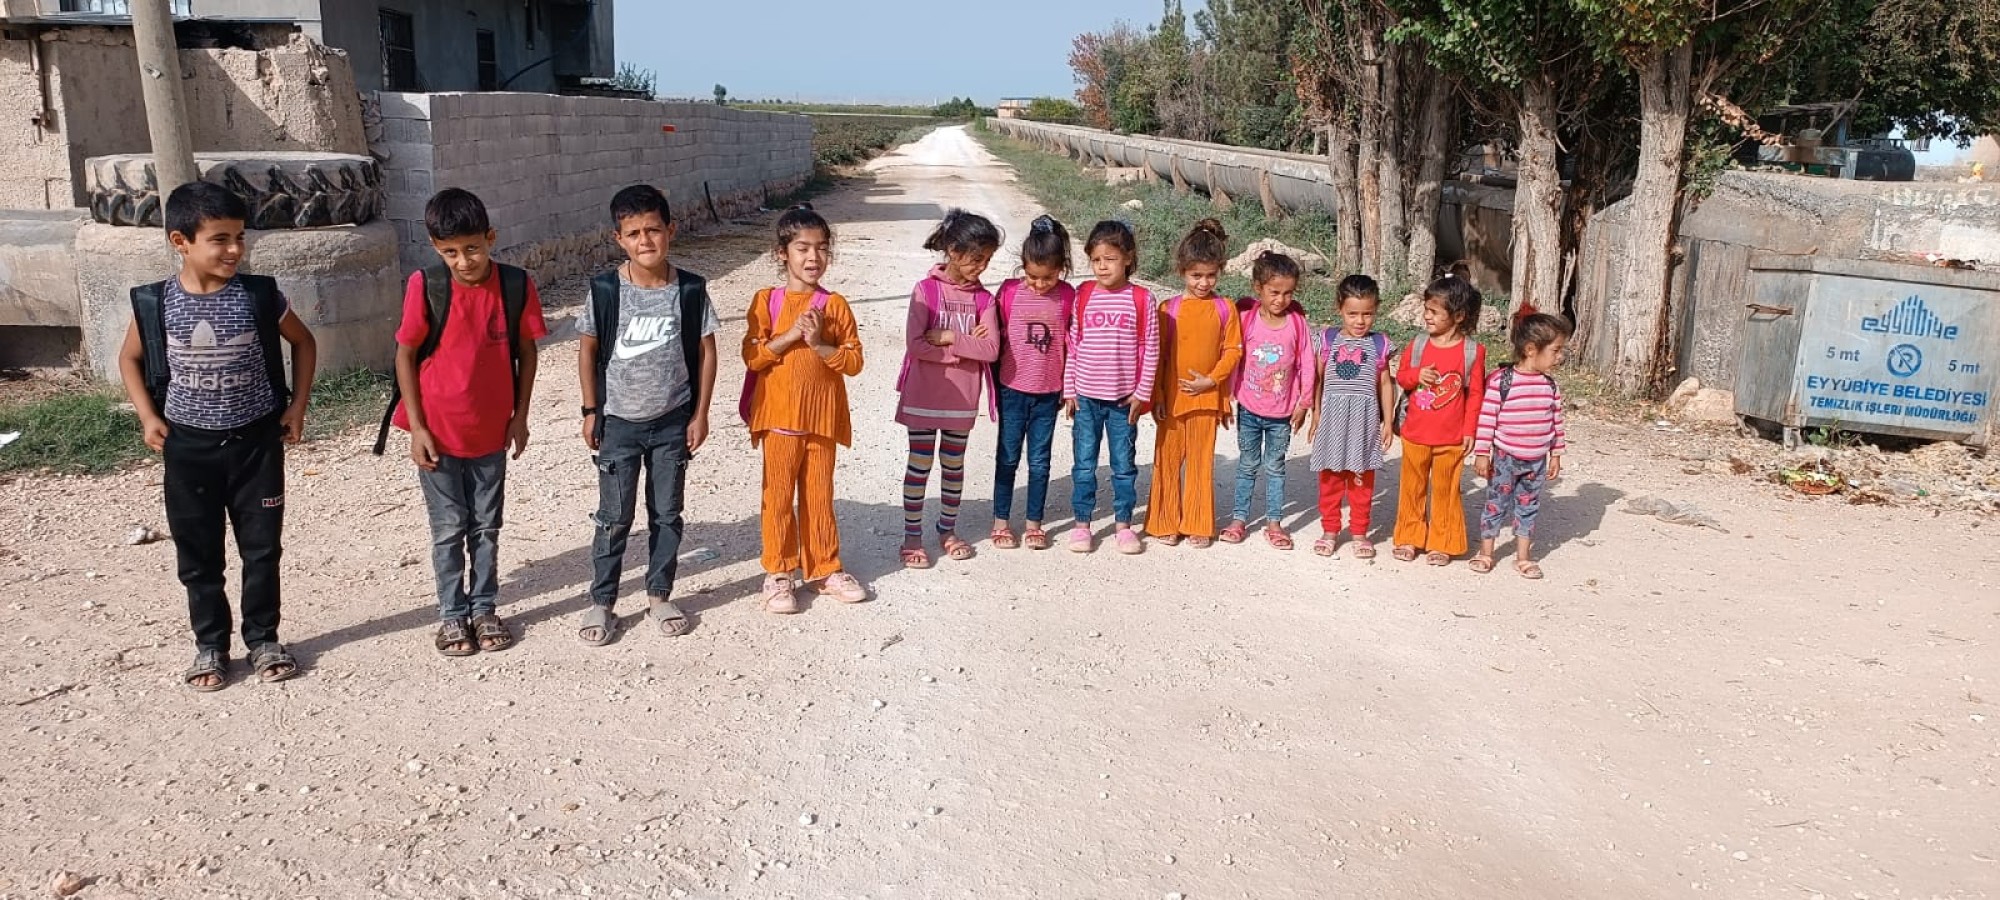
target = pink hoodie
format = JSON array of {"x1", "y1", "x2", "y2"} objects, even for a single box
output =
[{"x1": 895, "y1": 265, "x2": 1001, "y2": 431}]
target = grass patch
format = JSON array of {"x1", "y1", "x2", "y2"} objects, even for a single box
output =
[
  {"x1": 306, "y1": 367, "x2": 392, "y2": 440},
  {"x1": 974, "y1": 129, "x2": 1345, "y2": 319},
  {"x1": 0, "y1": 389, "x2": 146, "y2": 474},
  {"x1": 0, "y1": 367, "x2": 394, "y2": 475}
]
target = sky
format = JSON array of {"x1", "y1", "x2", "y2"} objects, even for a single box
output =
[{"x1": 615, "y1": 0, "x2": 1171, "y2": 105}]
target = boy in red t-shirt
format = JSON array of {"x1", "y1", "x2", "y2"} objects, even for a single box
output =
[{"x1": 391, "y1": 189, "x2": 549, "y2": 657}]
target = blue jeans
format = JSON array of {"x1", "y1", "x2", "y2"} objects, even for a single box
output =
[
  {"x1": 590, "y1": 404, "x2": 692, "y2": 607},
  {"x1": 994, "y1": 384, "x2": 1061, "y2": 522},
  {"x1": 1232, "y1": 409, "x2": 1292, "y2": 524},
  {"x1": 417, "y1": 449, "x2": 507, "y2": 621},
  {"x1": 1071, "y1": 395, "x2": 1139, "y2": 525}
]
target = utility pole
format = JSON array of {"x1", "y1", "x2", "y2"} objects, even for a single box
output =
[{"x1": 131, "y1": 0, "x2": 198, "y2": 196}]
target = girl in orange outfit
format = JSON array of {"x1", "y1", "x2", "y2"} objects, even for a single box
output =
[
  {"x1": 1390, "y1": 275, "x2": 1487, "y2": 566},
  {"x1": 741, "y1": 204, "x2": 869, "y2": 613},
  {"x1": 1146, "y1": 219, "x2": 1244, "y2": 548}
]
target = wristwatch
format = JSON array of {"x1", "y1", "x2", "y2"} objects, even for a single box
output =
[{"x1": 581, "y1": 405, "x2": 599, "y2": 418}]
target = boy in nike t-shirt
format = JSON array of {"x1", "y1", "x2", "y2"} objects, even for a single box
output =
[{"x1": 574, "y1": 184, "x2": 719, "y2": 645}]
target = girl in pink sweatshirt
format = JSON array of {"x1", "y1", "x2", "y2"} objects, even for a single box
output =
[{"x1": 896, "y1": 209, "x2": 1002, "y2": 568}]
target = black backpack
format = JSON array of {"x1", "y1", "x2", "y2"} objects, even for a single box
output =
[
  {"x1": 130, "y1": 274, "x2": 291, "y2": 415},
  {"x1": 584, "y1": 267, "x2": 710, "y2": 443},
  {"x1": 371, "y1": 263, "x2": 530, "y2": 455}
]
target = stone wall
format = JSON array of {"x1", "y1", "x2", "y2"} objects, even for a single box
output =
[
  {"x1": 374, "y1": 92, "x2": 813, "y2": 280},
  {"x1": 0, "y1": 27, "x2": 367, "y2": 211}
]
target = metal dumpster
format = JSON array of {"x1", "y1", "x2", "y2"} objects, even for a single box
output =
[{"x1": 1736, "y1": 254, "x2": 1999, "y2": 445}]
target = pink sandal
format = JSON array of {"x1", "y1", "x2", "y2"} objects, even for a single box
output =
[
  {"x1": 1351, "y1": 538, "x2": 1377, "y2": 559},
  {"x1": 1218, "y1": 522, "x2": 1249, "y2": 544},
  {"x1": 1264, "y1": 524, "x2": 1294, "y2": 551},
  {"x1": 1312, "y1": 534, "x2": 1337, "y2": 557},
  {"x1": 1067, "y1": 525, "x2": 1094, "y2": 553}
]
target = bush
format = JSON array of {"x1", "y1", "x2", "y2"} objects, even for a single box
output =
[
  {"x1": 809, "y1": 115, "x2": 945, "y2": 167},
  {"x1": 1023, "y1": 98, "x2": 1085, "y2": 124}
]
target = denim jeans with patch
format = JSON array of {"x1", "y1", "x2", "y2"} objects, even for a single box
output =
[
  {"x1": 590, "y1": 403, "x2": 692, "y2": 607},
  {"x1": 418, "y1": 449, "x2": 507, "y2": 621}
]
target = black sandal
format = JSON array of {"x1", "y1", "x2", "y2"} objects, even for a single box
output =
[
  {"x1": 435, "y1": 618, "x2": 478, "y2": 657},
  {"x1": 183, "y1": 648, "x2": 229, "y2": 692},
  {"x1": 470, "y1": 613, "x2": 514, "y2": 652},
  {"x1": 248, "y1": 642, "x2": 300, "y2": 683}
]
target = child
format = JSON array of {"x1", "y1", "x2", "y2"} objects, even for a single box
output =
[
  {"x1": 118, "y1": 181, "x2": 317, "y2": 691},
  {"x1": 574, "y1": 184, "x2": 718, "y2": 645},
  {"x1": 1307, "y1": 275, "x2": 1396, "y2": 557},
  {"x1": 742, "y1": 204, "x2": 870, "y2": 613},
  {"x1": 1065, "y1": 220, "x2": 1160, "y2": 555},
  {"x1": 1390, "y1": 275, "x2": 1487, "y2": 565},
  {"x1": 1471, "y1": 313, "x2": 1571, "y2": 579},
  {"x1": 990, "y1": 215, "x2": 1075, "y2": 551},
  {"x1": 1222, "y1": 252, "x2": 1313, "y2": 547},
  {"x1": 896, "y1": 209, "x2": 1002, "y2": 568},
  {"x1": 390, "y1": 188, "x2": 549, "y2": 657},
  {"x1": 1146, "y1": 219, "x2": 1243, "y2": 548}
]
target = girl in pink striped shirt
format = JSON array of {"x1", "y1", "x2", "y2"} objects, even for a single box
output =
[
  {"x1": 1065, "y1": 220, "x2": 1160, "y2": 555},
  {"x1": 990, "y1": 215, "x2": 1075, "y2": 551},
  {"x1": 1471, "y1": 313, "x2": 1572, "y2": 579}
]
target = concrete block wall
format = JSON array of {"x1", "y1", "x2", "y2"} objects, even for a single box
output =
[{"x1": 376, "y1": 92, "x2": 813, "y2": 280}]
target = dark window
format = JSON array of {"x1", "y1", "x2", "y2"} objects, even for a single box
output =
[
  {"x1": 476, "y1": 29, "x2": 497, "y2": 91},
  {"x1": 379, "y1": 9, "x2": 417, "y2": 91}
]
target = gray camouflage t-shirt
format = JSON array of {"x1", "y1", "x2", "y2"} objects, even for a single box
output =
[{"x1": 579, "y1": 274, "x2": 720, "y2": 421}]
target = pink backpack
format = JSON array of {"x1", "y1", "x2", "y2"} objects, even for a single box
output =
[
  {"x1": 895, "y1": 277, "x2": 999, "y2": 420},
  {"x1": 996, "y1": 278, "x2": 1076, "y2": 327},
  {"x1": 738, "y1": 285, "x2": 828, "y2": 424}
]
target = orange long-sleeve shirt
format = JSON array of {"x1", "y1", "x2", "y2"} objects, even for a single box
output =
[
  {"x1": 1152, "y1": 295, "x2": 1244, "y2": 418},
  {"x1": 742, "y1": 288, "x2": 864, "y2": 446}
]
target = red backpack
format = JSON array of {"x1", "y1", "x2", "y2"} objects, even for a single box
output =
[{"x1": 738, "y1": 285, "x2": 828, "y2": 424}]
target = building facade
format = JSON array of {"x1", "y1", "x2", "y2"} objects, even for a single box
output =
[{"x1": 0, "y1": 0, "x2": 613, "y2": 94}]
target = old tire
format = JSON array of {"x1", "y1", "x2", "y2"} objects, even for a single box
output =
[{"x1": 83, "y1": 152, "x2": 383, "y2": 230}]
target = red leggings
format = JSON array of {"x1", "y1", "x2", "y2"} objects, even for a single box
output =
[{"x1": 1317, "y1": 470, "x2": 1376, "y2": 536}]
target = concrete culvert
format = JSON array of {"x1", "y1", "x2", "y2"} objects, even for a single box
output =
[{"x1": 82, "y1": 152, "x2": 384, "y2": 229}]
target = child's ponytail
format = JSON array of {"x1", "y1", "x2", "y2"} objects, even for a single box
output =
[
  {"x1": 1020, "y1": 214, "x2": 1072, "y2": 274},
  {"x1": 1175, "y1": 218, "x2": 1230, "y2": 272}
]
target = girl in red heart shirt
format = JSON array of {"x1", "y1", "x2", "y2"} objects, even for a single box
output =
[{"x1": 1391, "y1": 276, "x2": 1487, "y2": 565}]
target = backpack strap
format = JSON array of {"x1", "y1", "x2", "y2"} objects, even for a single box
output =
[
  {"x1": 1460, "y1": 337, "x2": 1477, "y2": 378},
  {"x1": 1409, "y1": 334, "x2": 1430, "y2": 371},
  {"x1": 676, "y1": 269, "x2": 709, "y2": 374},
  {"x1": 1073, "y1": 280, "x2": 1096, "y2": 337},
  {"x1": 1130, "y1": 285, "x2": 1153, "y2": 356},
  {"x1": 496, "y1": 263, "x2": 529, "y2": 383},
  {"x1": 238, "y1": 274, "x2": 292, "y2": 409},
  {"x1": 375, "y1": 267, "x2": 454, "y2": 455},
  {"x1": 129, "y1": 280, "x2": 171, "y2": 413},
  {"x1": 586, "y1": 269, "x2": 621, "y2": 442},
  {"x1": 1494, "y1": 364, "x2": 1517, "y2": 406},
  {"x1": 1372, "y1": 331, "x2": 1390, "y2": 372},
  {"x1": 997, "y1": 278, "x2": 1020, "y2": 324}
]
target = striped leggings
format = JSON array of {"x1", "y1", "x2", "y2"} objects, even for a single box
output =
[{"x1": 904, "y1": 429, "x2": 970, "y2": 539}]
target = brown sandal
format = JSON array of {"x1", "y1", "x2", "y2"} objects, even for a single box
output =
[
  {"x1": 435, "y1": 618, "x2": 477, "y2": 657},
  {"x1": 470, "y1": 614, "x2": 514, "y2": 652}
]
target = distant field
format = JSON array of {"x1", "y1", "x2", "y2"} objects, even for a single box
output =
[
  {"x1": 744, "y1": 101, "x2": 937, "y2": 117},
  {"x1": 809, "y1": 114, "x2": 945, "y2": 167}
]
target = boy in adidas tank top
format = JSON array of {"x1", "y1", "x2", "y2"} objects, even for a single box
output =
[
  {"x1": 117, "y1": 181, "x2": 319, "y2": 691},
  {"x1": 574, "y1": 185, "x2": 719, "y2": 645}
]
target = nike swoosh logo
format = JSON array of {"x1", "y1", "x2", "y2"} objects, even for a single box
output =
[{"x1": 613, "y1": 336, "x2": 672, "y2": 360}]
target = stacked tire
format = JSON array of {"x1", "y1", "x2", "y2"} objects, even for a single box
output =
[{"x1": 83, "y1": 152, "x2": 384, "y2": 229}]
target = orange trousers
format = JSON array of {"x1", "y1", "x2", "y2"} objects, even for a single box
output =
[
  {"x1": 760, "y1": 432, "x2": 843, "y2": 580},
  {"x1": 1147, "y1": 412, "x2": 1221, "y2": 538},
  {"x1": 1392, "y1": 442, "x2": 1469, "y2": 555}
]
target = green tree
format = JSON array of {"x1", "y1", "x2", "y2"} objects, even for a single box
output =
[
  {"x1": 1024, "y1": 97, "x2": 1085, "y2": 124},
  {"x1": 713, "y1": 84, "x2": 728, "y2": 105},
  {"x1": 613, "y1": 62, "x2": 656, "y2": 99}
]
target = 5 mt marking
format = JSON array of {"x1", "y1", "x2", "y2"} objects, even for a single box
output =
[
  {"x1": 1825, "y1": 346, "x2": 1862, "y2": 362},
  {"x1": 1949, "y1": 359, "x2": 1984, "y2": 374}
]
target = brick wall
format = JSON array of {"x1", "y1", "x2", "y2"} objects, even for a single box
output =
[{"x1": 374, "y1": 92, "x2": 814, "y2": 280}]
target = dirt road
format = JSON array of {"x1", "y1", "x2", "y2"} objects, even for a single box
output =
[{"x1": 2, "y1": 126, "x2": 1995, "y2": 899}]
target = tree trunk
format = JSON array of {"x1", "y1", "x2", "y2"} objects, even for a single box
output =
[
  {"x1": 1327, "y1": 119, "x2": 1362, "y2": 275},
  {"x1": 1613, "y1": 43, "x2": 1694, "y2": 395},
  {"x1": 1352, "y1": 32, "x2": 1384, "y2": 278},
  {"x1": 1405, "y1": 74, "x2": 1456, "y2": 289},
  {"x1": 1374, "y1": 40, "x2": 1408, "y2": 288},
  {"x1": 1508, "y1": 75, "x2": 1565, "y2": 320}
]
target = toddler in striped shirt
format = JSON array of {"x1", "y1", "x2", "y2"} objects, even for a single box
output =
[{"x1": 1471, "y1": 313, "x2": 1573, "y2": 579}]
